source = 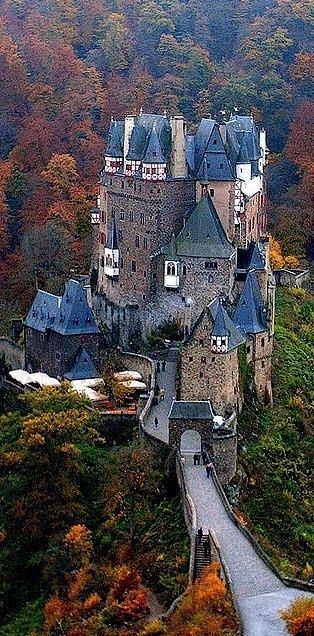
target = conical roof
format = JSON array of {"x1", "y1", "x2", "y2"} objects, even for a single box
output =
[
  {"x1": 164, "y1": 233, "x2": 178, "y2": 260},
  {"x1": 174, "y1": 195, "x2": 234, "y2": 259},
  {"x1": 106, "y1": 216, "x2": 118, "y2": 250},
  {"x1": 233, "y1": 271, "x2": 267, "y2": 334},
  {"x1": 248, "y1": 242, "x2": 264, "y2": 270},
  {"x1": 143, "y1": 125, "x2": 166, "y2": 163},
  {"x1": 212, "y1": 302, "x2": 229, "y2": 336},
  {"x1": 106, "y1": 120, "x2": 124, "y2": 157}
]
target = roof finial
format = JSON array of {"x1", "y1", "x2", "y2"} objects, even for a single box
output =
[
  {"x1": 139, "y1": 106, "x2": 143, "y2": 116},
  {"x1": 111, "y1": 114, "x2": 114, "y2": 122},
  {"x1": 163, "y1": 109, "x2": 167, "y2": 118}
]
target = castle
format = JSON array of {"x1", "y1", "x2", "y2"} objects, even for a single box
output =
[{"x1": 93, "y1": 112, "x2": 268, "y2": 345}]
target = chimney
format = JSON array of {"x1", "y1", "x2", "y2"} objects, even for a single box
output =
[
  {"x1": 170, "y1": 115, "x2": 187, "y2": 178},
  {"x1": 123, "y1": 115, "x2": 135, "y2": 170},
  {"x1": 219, "y1": 122, "x2": 227, "y2": 144},
  {"x1": 83, "y1": 285, "x2": 93, "y2": 309}
]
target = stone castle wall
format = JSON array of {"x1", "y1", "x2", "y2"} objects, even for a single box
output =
[
  {"x1": 212, "y1": 429, "x2": 237, "y2": 486},
  {"x1": 196, "y1": 180, "x2": 236, "y2": 242},
  {"x1": 247, "y1": 332, "x2": 273, "y2": 405},
  {"x1": 169, "y1": 417, "x2": 213, "y2": 454},
  {"x1": 180, "y1": 313, "x2": 241, "y2": 415},
  {"x1": 25, "y1": 328, "x2": 100, "y2": 378}
]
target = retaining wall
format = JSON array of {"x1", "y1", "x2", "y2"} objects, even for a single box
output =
[{"x1": 0, "y1": 337, "x2": 24, "y2": 370}]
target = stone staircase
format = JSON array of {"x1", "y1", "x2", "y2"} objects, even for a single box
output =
[{"x1": 194, "y1": 534, "x2": 211, "y2": 580}]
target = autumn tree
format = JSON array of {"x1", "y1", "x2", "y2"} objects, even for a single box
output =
[{"x1": 281, "y1": 597, "x2": 314, "y2": 635}]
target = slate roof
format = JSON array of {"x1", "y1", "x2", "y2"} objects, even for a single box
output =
[
  {"x1": 126, "y1": 113, "x2": 172, "y2": 163},
  {"x1": 207, "y1": 298, "x2": 246, "y2": 350},
  {"x1": 233, "y1": 271, "x2": 267, "y2": 334},
  {"x1": 106, "y1": 120, "x2": 124, "y2": 157},
  {"x1": 25, "y1": 280, "x2": 100, "y2": 336},
  {"x1": 168, "y1": 400, "x2": 214, "y2": 420},
  {"x1": 188, "y1": 119, "x2": 234, "y2": 181},
  {"x1": 226, "y1": 115, "x2": 261, "y2": 172},
  {"x1": 64, "y1": 347, "x2": 99, "y2": 380},
  {"x1": 106, "y1": 216, "x2": 118, "y2": 250},
  {"x1": 24, "y1": 290, "x2": 61, "y2": 333},
  {"x1": 248, "y1": 242, "x2": 265, "y2": 270},
  {"x1": 143, "y1": 125, "x2": 166, "y2": 163},
  {"x1": 165, "y1": 195, "x2": 234, "y2": 259}
]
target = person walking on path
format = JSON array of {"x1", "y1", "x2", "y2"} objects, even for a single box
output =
[
  {"x1": 203, "y1": 538, "x2": 210, "y2": 558},
  {"x1": 162, "y1": 360, "x2": 166, "y2": 371},
  {"x1": 197, "y1": 526, "x2": 203, "y2": 544},
  {"x1": 154, "y1": 416, "x2": 159, "y2": 429},
  {"x1": 206, "y1": 461, "x2": 213, "y2": 478},
  {"x1": 201, "y1": 450, "x2": 207, "y2": 465},
  {"x1": 156, "y1": 361, "x2": 161, "y2": 373}
]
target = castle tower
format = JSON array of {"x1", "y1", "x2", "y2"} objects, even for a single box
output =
[
  {"x1": 233, "y1": 270, "x2": 273, "y2": 404},
  {"x1": 180, "y1": 298, "x2": 245, "y2": 415},
  {"x1": 104, "y1": 216, "x2": 119, "y2": 278}
]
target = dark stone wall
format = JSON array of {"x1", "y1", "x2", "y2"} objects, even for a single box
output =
[
  {"x1": 169, "y1": 417, "x2": 213, "y2": 455},
  {"x1": 97, "y1": 175, "x2": 196, "y2": 306},
  {"x1": 212, "y1": 429, "x2": 237, "y2": 485},
  {"x1": 180, "y1": 311, "x2": 242, "y2": 415},
  {"x1": 247, "y1": 332, "x2": 273, "y2": 405},
  {"x1": 25, "y1": 328, "x2": 100, "y2": 378}
]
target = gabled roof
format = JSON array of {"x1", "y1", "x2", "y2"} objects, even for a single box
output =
[
  {"x1": 233, "y1": 271, "x2": 267, "y2": 334},
  {"x1": 106, "y1": 120, "x2": 124, "y2": 157},
  {"x1": 207, "y1": 298, "x2": 246, "y2": 350},
  {"x1": 54, "y1": 280, "x2": 100, "y2": 335},
  {"x1": 64, "y1": 347, "x2": 99, "y2": 380},
  {"x1": 24, "y1": 290, "x2": 61, "y2": 333},
  {"x1": 143, "y1": 125, "x2": 166, "y2": 163},
  {"x1": 226, "y1": 115, "x2": 261, "y2": 170},
  {"x1": 168, "y1": 400, "x2": 214, "y2": 420},
  {"x1": 173, "y1": 195, "x2": 235, "y2": 259},
  {"x1": 106, "y1": 216, "x2": 118, "y2": 250}
]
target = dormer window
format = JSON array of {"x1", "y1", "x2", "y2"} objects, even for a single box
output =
[{"x1": 104, "y1": 156, "x2": 123, "y2": 174}]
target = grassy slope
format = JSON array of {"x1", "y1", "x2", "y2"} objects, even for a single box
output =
[{"x1": 238, "y1": 287, "x2": 314, "y2": 579}]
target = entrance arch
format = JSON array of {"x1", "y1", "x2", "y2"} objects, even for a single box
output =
[{"x1": 180, "y1": 429, "x2": 201, "y2": 454}]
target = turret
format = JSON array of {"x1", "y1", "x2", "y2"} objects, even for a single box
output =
[
  {"x1": 104, "y1": 216, "x2": 119, "y2": 278},
  {"x1": 104, "y1": 119, "x2": 124, "y2": 174},
  {"x1": 142, "y1": 125, "x2": 167, "y2": 181},
  {"x1": 164, "y1": 234, "x2": 179, "y2": 288},
  {"x1": 123, "y1": 115, "x2": 135, "y2": 172},
  {"x1": 210, "y1": 302, "x2": 229, "y2": 353}
]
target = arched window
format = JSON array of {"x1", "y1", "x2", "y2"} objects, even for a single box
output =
[
  {"x1": 182, "y1": 264, "x2": 187, "y2": 276},
  {"x1": 167, "y1": 262, "x2": 176, "y2": 276}
]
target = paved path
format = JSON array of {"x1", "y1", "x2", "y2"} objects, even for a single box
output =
[{"x1": 144, "y1": 348, "x2": 313, "y2": 635}]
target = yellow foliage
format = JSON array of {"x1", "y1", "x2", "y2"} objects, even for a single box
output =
[{"x1": 281, "y1": 597, "x2": 314, "y2": 635}]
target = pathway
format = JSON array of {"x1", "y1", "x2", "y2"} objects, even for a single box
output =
[{"x1": 144, "y1": 348, "x2": 313, "y2": 635}]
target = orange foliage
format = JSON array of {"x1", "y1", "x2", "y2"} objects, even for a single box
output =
[
  {"x1": 281, "y1": 597, "x2": 314, "y2": 636},
  {"x1": 286, "y1": 101, "x2": 314, "y2": 174},
  {"x1": 269, "y1": 235, "x2": 299, "y2": 270},
  {"x1": 0, "y1": 160, "x2": 12, "y2": 251}
]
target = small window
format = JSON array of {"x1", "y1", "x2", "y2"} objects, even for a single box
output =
[
  {"x1": 212, "y1": 357, "x2": 215, "y2": 362},
  {"x1": 120, "y1": 257, "x2": 123, "y2": 268},
  {"x1": 131, "y1": 260, "x2": 136, "y2": 272},
  {"x1": 182, "y1": 264, "x2": 187, "y2": 276},
  {"x1": 153, "y1": 273, "x2": 157, "y2": 279},
  {"x1": 120, "y1": 210, "x2": 125, "y2": 220},
  {"x1": 140, "y1": 213, "x2": 145, "y2": 225},
  {"x1": 200, "y1": 371, "x2": 204, "y2": 378},
  {"x1": 101, "y1": 256, "x2": 104, "y2": 268},
  {"x1": 129, "y1": 210, "x2": 134, "y2": 221},
  {"x1": 144, "y1": 270, "x2": 147, "y2": 278},
  {"x1": 135, "y1": 235, "x2": 140, "y2": 247},
  {"x1": 205, "y1": 262, "x2": 210, "y2": 270},
  {"x1": 199, "y1": 339, "x2": 204, "y2": 347},
  {"x1": 213, "y1": 139, "x2": 217, "y2": 145},
  {"x1": 261, "y1": 360, "x2": 265, "y2": 368},
  {"x1": 40, "y1": 333, "x2": 45, "y2": 342},
  {"x1": 210, "y1": 188, "x2": 214, "y2": 197},
  {"x1": 143, "y1": 237, "x2": 148, "y2": 249},
  {"x1": 246, "y1": 346, "x2": 250, "y2": 353},
  {"x1": 55, "y1": 351, "x2": 61, "y2": 361},
  {"x1": 118, "y1": 230, "x2": 123, "y2": 241},
  {"x1": 142, "y1": 294, "x2": 146, "y2": 300},
  {"x1": 210, "y1": 262, "x2": 217, "y2": 269},
  {"x1": 189, "y1": 356, "x2": 193, "y2": 362},
  {"x1": 261, "y1": 337, "x2": 265, "y2": 347},
  {"x1": 219, "y1": 163, "x2": 223, "y2": 169},
  {"x1": 201, "y1": 356, "x2": 206, "y2": 364},
  {"x1": 109, "y1": 178, "x2": 112, "y2": 185},
  {"x1": 101, "y1": 210, "x2": 104, "y2": 223},
  {"x1": 208, "y1": 275, "x2": 213, "y2": 283},
  {"x1": 121, "y1": 181, "x2": 124, "y2": 190}
]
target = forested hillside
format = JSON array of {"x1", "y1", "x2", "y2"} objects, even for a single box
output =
[{"x1": 0, "y1": 0, "x2": 313, "y2": 321}]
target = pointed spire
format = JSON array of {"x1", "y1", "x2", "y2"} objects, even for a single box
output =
[
  {"x1": 212, "y1": 301, "x2": 229, "y2": 336},
  {"x1": 106, "y1": 120, "x2": 124, "y2": 157},
  {"x1": 233, "y1": 271, "x2": 267, "y2": 334},
  {"x1": 165, "y1": 233, "x2": 178, "y2": 260},
  {"x1": 143, "y1": 126, "x2": 166, "y2": 163},
  {"x1": 106, "y1": 216, "x2": 118, "y2": 250},
  {"x1": 248, "y1": 242, "x2": 264, "y2": 270}
]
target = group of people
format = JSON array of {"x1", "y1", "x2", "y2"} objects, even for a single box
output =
[
  {"x1": 197, "y1": 526, "x2": 211, "y2": 558},
  {"x1": 193, "y1": 451, "x2": 214, "y2": 478},
  {"x1": 156, "y1": 360, "x2": 167, "y2": 373}
]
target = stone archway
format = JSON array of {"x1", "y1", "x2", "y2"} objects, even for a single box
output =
[{"x1": 180, "y1": 429, "x2": 202, "y2": 454}]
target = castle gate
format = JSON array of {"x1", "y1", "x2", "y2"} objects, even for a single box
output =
[{"x1": 180, "y1": 429, "x2": 202, "y2": 454}]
